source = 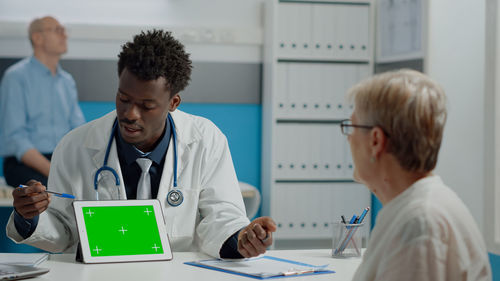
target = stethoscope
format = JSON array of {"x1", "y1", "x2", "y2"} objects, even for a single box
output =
[{"x1": 93, "y1": 114, "x2": 184, "y2": 207}]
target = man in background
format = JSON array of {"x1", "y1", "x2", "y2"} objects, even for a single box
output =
[{"x1": 0, "y1": 16, "x2": 85, "y2": 187}]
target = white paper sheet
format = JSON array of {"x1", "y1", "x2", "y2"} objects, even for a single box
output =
[{"x1": 189, "y1": 256, "x2": 330, "y2": 278}]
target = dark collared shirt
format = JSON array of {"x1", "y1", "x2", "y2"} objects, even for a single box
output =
[{"x1": 115, "y1": 118, "x2": 171, "y2": 199}]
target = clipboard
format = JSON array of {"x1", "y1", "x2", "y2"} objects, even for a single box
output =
[{"x1": 184, "y1": 256, "x2": 335, "y2": 279}]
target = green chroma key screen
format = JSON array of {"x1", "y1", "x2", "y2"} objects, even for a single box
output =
[{"x1": 82, "y1": 205, "x2": 164, "y2": 257}]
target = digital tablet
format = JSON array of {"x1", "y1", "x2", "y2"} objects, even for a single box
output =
[{"x1": 73, "y1": 200, "x2": 172, "y2": 263}]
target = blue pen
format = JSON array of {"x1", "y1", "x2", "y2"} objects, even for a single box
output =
[
  {"x1": 346, "y1": 214, "x2": 357, "y2": 229},
  {"x1": 348, "y1": 214, "x2": 357, "y2": 224},
  {"x1": 357, "y1": 207, "x2": 370, "y2": 224},
  {"x1": 19, "y1": 185, "x2": 75, "y2": 199}
]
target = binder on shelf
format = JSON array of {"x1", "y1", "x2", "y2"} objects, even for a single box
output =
[
  {"x1": 342, "y1": 65, "x2": 357, "y2": 117},
  {"x1": 287, "y1": 64, "x2": 299, "y2": 118},
  {"x1": 318, "y1": 124, "x2": 331, "y2": 179},
  {"x1": 297, "y1": 4, "x2": 313, "y2": 58},
  {"x1": 284, "y1": 124, "x2": 296, "y2": 177},
  {"x1": 335, "y1": 5, "x2": 348, "y2": 59},
  {"x1": 274, "y1": 124, "x2": 287, "y2": 179},
  {"x1": 329, "y1": 65, "x2": 344, "y2": 120},
  {"x1": 295, "y1": 184, "x2": 308, "y2": 233},
  {"x1": 296, "y1": 64, "x2": 309, "y2": 117},
  {"x1": 276, "y1": 4, "x2": 288, "y2": 56},
  {"x1": 347, "y1": 6, "x2": 359, "y2": 59},
  {"x1": 324, "y1": 6, "x2": 336, "y2": 60},
  {"x1": 332, "y1": 130, "x2": 344, "y2": 179},
  {"x1": 320, "y1": 124, "x2": 333, "y2": 179},
  {"x1": 357, "y1": 6, "x2": 370, "y2": 59},
  {"x1": 273, "y1": 131, "x2": 285, "y2": 179},
  {"x1": 312, "y1": 64, "x2": 325, "y2": 118},
  {"x1": 343, "y1": 137, "x2": 354, "y2": 179},
  {"x1": 275, "y1": 63, "x2": 288, "y2": 118},
  {"x1": 318, "y1": 63, "x2": 330, "y2": 117},
  {"x1": 277, "y1": 3, "x2": 295, "y2": 58},
  {"x1": 289, "y1": 4, "x2": 302, "y2": 58},
  {"x1": 307, "y1": 125, "x2": 319, "y2": 179},
  {"x1": 312, "y1": 5, "x2": 331, "y2": 59}
]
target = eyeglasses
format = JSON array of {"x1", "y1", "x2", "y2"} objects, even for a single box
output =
[
  {"x1": 340, "y1": 119, "x2": 374, "y2": 136},
  {"x1": 41, "y1": 26, "x2": 66, "y2": 35}
]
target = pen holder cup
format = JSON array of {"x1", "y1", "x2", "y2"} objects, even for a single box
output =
[{"x1": 332, "y1": 222, "x2": 366, "y2": 258}]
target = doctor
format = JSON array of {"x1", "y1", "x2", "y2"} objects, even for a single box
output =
[{"x1": 7, "y1": 29, "x2": 276, "y2": 258}]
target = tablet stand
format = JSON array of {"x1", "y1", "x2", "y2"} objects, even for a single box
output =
[{"x1": 75, "y1": 242, "x2": 83, "y2": 263}]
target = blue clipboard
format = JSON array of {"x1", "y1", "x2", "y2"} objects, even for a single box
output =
[{"x1": 184, "y1": 255, "x2": 335, "y2": 279}]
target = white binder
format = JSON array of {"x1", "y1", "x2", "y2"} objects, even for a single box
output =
[
  {"x1": 357, "y1": 6, "x2": 371, "y2": 60},
  {"x1": 275, "y1": 63, "x2": 288, "y2": 118},
  {"x1": 277, "y1": 3, "x2": 295, "y2": 58},
  {"x1": 297, "y1": 4, "x2": 312, "y2": 58},
  {"x1": 308, "y1": 63, "x2": 322, "y2": 118}
]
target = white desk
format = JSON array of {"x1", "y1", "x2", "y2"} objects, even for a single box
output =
[{"x1": 35, "y1": 249, "x2": 362, "y2": 280}]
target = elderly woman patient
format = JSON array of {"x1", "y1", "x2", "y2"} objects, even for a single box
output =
[{"x1": 343, "y1": 70, "x2": 491, "y2": 281}]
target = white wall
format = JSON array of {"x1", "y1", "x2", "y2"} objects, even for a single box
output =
[
  {"x1": 0, "y1": 0, "x2": 265, "y2": 62},
  {"x1": 427, "y1": 0, "x2": 485, "y2": 231},
  {"x1": 0, "y1": 0, "x2": 263, "y2": 28}
]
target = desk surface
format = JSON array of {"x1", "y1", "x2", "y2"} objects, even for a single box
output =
[{"x1": 35, "y1": 249, "x2": 361, "y2": 281}]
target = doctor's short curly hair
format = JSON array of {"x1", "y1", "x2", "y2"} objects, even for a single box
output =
[{"x1": 118, "y1": 29, "x2": 192, "y2": 97}]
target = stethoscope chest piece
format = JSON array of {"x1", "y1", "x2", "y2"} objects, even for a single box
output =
[{"x1": 167, "y1": 189, "x2": 183, "y2": 207}]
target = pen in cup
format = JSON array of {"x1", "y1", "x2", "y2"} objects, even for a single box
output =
[
  {"x1": 18, "y1": 185, "x2": 75, "y2": 199},
  {"x1": 338, "y1": 207, "x2": 370, "y2": 254},
  {"x1": 346, "y1": 214, "x2": 357, "y2": 229},
  {"x1": 341, "y1": 215, "x2": 347, "y2": 224}
]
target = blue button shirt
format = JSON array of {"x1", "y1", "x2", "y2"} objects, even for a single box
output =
[{"x1": 0, "y1": 56, "x2": 85, "y2": 160}]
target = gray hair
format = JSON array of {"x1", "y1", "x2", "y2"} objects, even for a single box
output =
[{"x1": 348, "y1": 69, "x2": 447, "y2": 173}]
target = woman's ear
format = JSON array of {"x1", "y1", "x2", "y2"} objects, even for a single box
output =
[
  {"x1": 168, "y1": 94, "x2": 181, "y2": 112},
  {"x1": 369, "y1": 127, "x2": 388, "y2": 159}
]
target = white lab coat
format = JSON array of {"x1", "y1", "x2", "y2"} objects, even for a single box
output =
[
  {"x1": 352, "y1": 175, "x2": 492, "y2": 281},
  {"x1": 6, "y1": 110, "x2": 250, "y2": 257}
]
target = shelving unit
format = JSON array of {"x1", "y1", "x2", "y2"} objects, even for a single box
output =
[{"x1": 262, "y1": 0, "x2": 374, "y2": 244}]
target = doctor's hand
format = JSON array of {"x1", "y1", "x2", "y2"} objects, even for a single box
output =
[
  {"x1": 12, "y1": 180, "x2": 51, "y2": 219},
  {"x1": 237, "y1": 216, "x2": 277, "y2": 258}
]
